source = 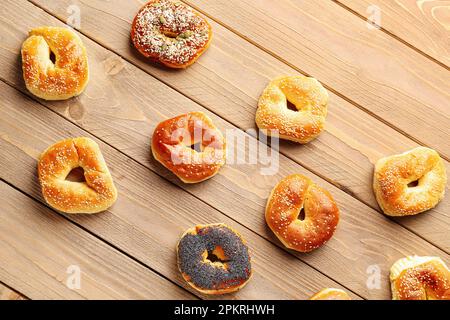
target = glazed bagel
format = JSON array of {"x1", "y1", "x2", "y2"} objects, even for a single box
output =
[
  {"x1": 151, "y1": 112, "x2": 226, "y2": 183},
  {"x1": 21, "y1": 26, "x2": 89, "y2": 100},
  {"x1": 373, "y1": 147, "x2": 446, "y2": 216},
  {"x1": 131, "y1": 0, "x2": 212, "y2": 68},
  {"x1": 309, "y1": 288, "x2": 351, "y2": 300},
  {"x1": 256, "y1": 76, "x2": 329, "y2": 143},
  {"x1": 177, "y1": 223, "x2": 252, "y2": 295},
  {"x1": 390, "y1": 256, "x2": 450, "y2": 300},
  {"x1": 38, "y1": 137, "x2": 117, "y2": 214},
  {"x1": 265, "y1": 174, "x2": 339, "y2": 252}
]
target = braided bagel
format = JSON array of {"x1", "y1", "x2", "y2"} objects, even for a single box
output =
[
  {"x1": 151, "y1": 112, "x2": 226, "y2": 183},
  {"x1": 309, "y1": 288, "x2": 351, "y2": 300},
  {"x1": 265, "y1": 174, "x2": 339, "y2": 252},
  {"x1": 373, "y1": 147, "x2": 446, "y2": 216},
  {"x1": 256, "y1": 76, "x2": 329, "y2": 143},
  {"x1": 131, "y1": 0, "x2": 212, "y2": 68},
  {"x1": 177, "y1": 223, "x2": 252, "y2": 295},
  {"x1": 38, "y1": 137, "x2": 117, "y2": 214},
  {"x1": 21, "y1": 26, "x2": 89, "y2": 100},
  {"x1": 390, "y1": 256, "x2": 450, "y2": 300}
]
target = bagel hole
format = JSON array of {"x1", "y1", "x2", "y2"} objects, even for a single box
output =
[
  {"x1": 298, "y1": 208, "x2": 306, "y2": 221},
  {"x1": 206, "y1": 247, "x2": 229, "y2": 264},
  {"x1": 286, "y1": 100, "x2": 298, "y2": 112},
  {"x1": 407, "y1": 180, "x2": 419, "y2": 188},
  {"x1": 65, "y1": 167, "x2": 85, "y2": 183},
  {"x1": 190, "y1": 142, "x2": 203, "y2": 152},
  {"x1": 49, "y1": 50, "x2": 56, "y2": 64}
]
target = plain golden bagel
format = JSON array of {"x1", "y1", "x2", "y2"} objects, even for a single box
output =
[
  {"x1": 373, "y1": 147, "x2": 446, "y2": 216},
  {"x1": 256, "y1": 75, "x2": 329, "y2": 143},
  {"x1": 151, "y1": 112, "x2": 226, "y2": 183},
  {"x1": 21, "y1": 26, "x2": 89, "y2": 100},
  {"x1": 265, "y1": 174, "x2": 339, "y2": 252},
  {"x1": 309, "y1": 288, "x2": 351, "y2": 300},
  {"x1": 131, "y1": 0, "x2": 212, "y2": 68},
  {"x1": 177, "y1": 223, "x2": 252, "y2": 295},
  {"x1": 390, "y1": 256, "x2": 450, "y2": 300},
  {"x1": 38, "y1": 137, "x2": 117, "y2": 214}
]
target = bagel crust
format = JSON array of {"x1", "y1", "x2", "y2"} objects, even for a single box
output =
[
  {"x1": 390, "y1": 256, "x2": 450, "y2": 300},
  {"x1": 151, "y1": 112, "x2": 226, "y2": 183},
  {"x1": 21, "y1": 26, "x2": 89, "y2": 100},
  {"x1": 373, "y1": 147, "x2": 446, "y2": 216},
  {"x1": 309, "y1": 288, "x2": 351, "y2": 300},
  {"x1": 256, "y1": 76, "x2": 329, "y2": 143},
  {"x1": 265, "y1": 174, "x2": 339, "y2": 252},
  {"x1": 38, "y1": 137, "x2": 117, "y2": 214},
  {"x1": 131, "y1": 0, "x2": 212, "y2": 68},
  {"x1": 177, "y1": 223, "x2": 252, "y2": 295}
]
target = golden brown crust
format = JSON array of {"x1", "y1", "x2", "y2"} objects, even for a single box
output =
[
  {"x1": 256, "y1": 76, "x2": 328, "y2": 143},
  {"x1": 131, "y1": 0, "x2": 212, "y2": 68},
  {"x1": 265, "y1": 174, "x2": 339, "y2": 252},
  {"x1": 21, "y1": 26, "x2": 89, "y2": 100},
  {"x1": 176, "y1": 223, "x2": 252, "y2": 295},
  {"x1": 309, "y1": 288, "x2": 351, "y2": 300},
  {"x1": 151, "y1": 112, "x2": 226, "y2": 183},
  {"x1": 38, "y1": 137, "x2": 117, "y2": 214},
  {"x1": 390, "y1": 256, "x2": 450, "y2": 300},
  {"x1": 373, "y1": 147, "x2": 446, "y2": 216}
]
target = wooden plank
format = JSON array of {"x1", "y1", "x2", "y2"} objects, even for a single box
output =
[
  {"x1": 1, "y1": 60, "x2": 449, "y2": 300},
  {"x1": 336, "y1": 0, "x2": 450, "y2": 67},
  {"x1": 2, "y1": 0, "x2": 448, "y2": 250},
  {"x1": 0, "y1": 83, "x2": 354, "y2": 300},
  {"x1": 0, "y1": 182, "x2": 193, "y2": 300},
  {"x1": 179, "y1": 0, "x2": 449, "y2": 158},
  {"x1": 0, "y1": 283, "x2": 26, "y2": 300}
]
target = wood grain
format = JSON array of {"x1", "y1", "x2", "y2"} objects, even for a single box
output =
[
  {"x1": 336, "y1": 0, "x2": 450, "y2": 67},
  {"x1": 2, "y1": 0, "x2": 448, "y2": 251},
  {"x1": 0, "y1": 182, "x2": 193, "y2": 300},
  {"x1": 2, "y1": 64, "x2": 450, "y2": 299},
  {"x1": 0, "y1": 283, "x2": 26, "y2": 300},
  {"x1": 180, "y1": 0, "x2": 450, "y2": 157},
  {"x1": 0, "y1": 83, "x2": 355, "y2": 300}
]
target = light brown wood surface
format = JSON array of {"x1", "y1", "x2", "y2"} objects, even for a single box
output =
[
  {"x1": 0, "y1": 0, "x2": 448, "y2": 300},
  {"x1": 336, "y1": 0, "x2": 450, "y2": 67},
  {"x1": 19, "y1": 0, "x2": 449, "y2": 250},
  {"x1": 0, "y1": 283, "x2": 26, "y2": 300}
]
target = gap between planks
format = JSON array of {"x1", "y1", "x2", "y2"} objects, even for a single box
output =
[
  {"x1": 0, "y1": 177, "x2": 199, "y2": 300},
  {"x1": 21, "y1": 0, "x2": 450, "y2": 253},
  {"x1": 0, "y1": 79, "x2": 365, "y2": 300},
  {"x1": 0, "y1": 280, "x2": 29, "y2": 300}
]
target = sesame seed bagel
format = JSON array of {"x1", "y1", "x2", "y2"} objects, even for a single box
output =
[
  {"x1": 390, "y1": 256, "x2": 450, "y2": 300},
  {"x1": 265, "y1": 174, "x2": 339, "y2": 252},
  {"x1": 131, "y1": 0, "x2": 212, "y2": 68},
  {"x1": 373, "y1": 147, "x2": 446, "y2": 216},
  {"x1": 21, "y1": 26, "x2": 89, "y2": 100},
  {"x1": 151, "y1": 112, "x2": 226, "y2": 183},
  {"x1": 309, "y1": 288, "x2": 351, "y2": 300},
  {"x1": 38, "y1": 137, "x2": 117, "y2": 214},
  {"x1": 256, "y1": 76, "x2": 329, "y2": 143},
  {"x1": 177, "y1": 224, "x2": 252, "y2": 295}
]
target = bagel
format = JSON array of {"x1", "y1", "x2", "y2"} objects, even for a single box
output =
[
  {"x1": 131, "y1": 0, "x2": 212, "y2": 68},
  {"x1": 177, "y1": 223, "x2": 252, "y2": 295},
  {"x1": 256, "y1": 76, "x2": 329, "y2": 143},
  {"x1": 309, "y1": 288, "x2": 351, "y2": 300},
  {"x1": 21, "y1": 26, "x2": 89, "y2": 100},
  {"x1": 373, "y1": 147, "x2": 446, "y2": 216},
  {"x1": 265, "y1": 174, "x2": 339, "y2": 252},
  {"x1": 38, "y1": 137, "x2": 117, "y2": 214},
  {"x1": 390, "y1": 256, "x2": 450, "y2": 300},
  {"x1": 151, "y1": 112, "x2": 226, "y2": 183}
]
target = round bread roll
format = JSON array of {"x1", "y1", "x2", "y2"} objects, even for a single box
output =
[
  {"x1": 373, "y1": 147, "x2": 446, "y2": 216},
  {"x1": 38, "y1": 137, "x2": 117, "y2": 214},
  {"x1": 21, "y1": 26, "x2": 89, "y2": 100}
]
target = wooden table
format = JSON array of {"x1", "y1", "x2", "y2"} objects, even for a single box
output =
[{"x1": 0, "y1": 0, "x2": 448, "y2": 300}]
